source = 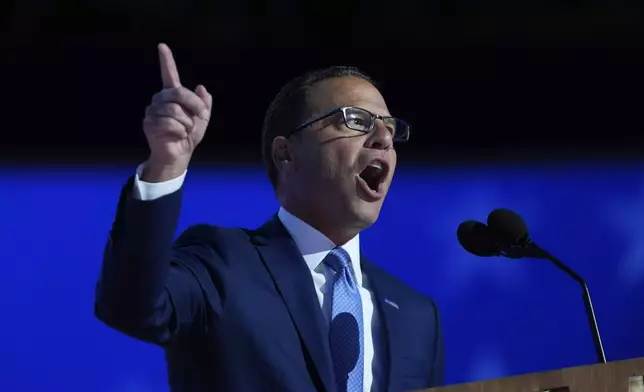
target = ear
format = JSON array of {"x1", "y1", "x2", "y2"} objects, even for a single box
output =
[{"x1": 271, "y1": 136, "x2": 293, "y2": 173}]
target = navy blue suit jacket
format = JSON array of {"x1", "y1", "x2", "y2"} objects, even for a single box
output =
[{"x1": 95, "y1": 178, "x2": 444, "y2": 392}]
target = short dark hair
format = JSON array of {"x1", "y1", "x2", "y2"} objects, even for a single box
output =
[{"x1": 261, "y1": 65, "x2": 376, "y2": 188}]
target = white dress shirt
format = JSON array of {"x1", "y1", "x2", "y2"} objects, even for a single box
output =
[{"x1": 132, "y1": 165, "x2": 384, "y2": 392}]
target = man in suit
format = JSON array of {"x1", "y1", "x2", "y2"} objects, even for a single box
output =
[{"x1": 95, "y1": 43, "x2": 444, "y2": 392}]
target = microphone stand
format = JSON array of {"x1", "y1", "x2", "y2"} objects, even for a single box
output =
[{"x1": 502, "y1": 242, "x2": 607, "y2": 364}]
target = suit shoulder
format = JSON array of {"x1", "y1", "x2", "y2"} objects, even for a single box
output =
[
  {"x1": 177, "y1": 223, "x2": 252, "y2": 241},
  {"x1": 174, "y1": 223, "x2": 256, "y2": 261}
]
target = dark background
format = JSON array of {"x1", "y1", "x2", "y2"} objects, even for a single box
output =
[{"x1": 1, "y1": 0, "x2": 643, "y2": 164}]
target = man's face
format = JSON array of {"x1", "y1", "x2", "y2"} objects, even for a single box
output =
[{"x1": 281, "y1": 76, "x2": 398, "y2": 237}]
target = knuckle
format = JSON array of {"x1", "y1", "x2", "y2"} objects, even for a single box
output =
[
  {"x1": 163, "y1": 88, "x2": 178, "y2": 102},
  {"x1": 158, "y1": 117, "x2": 177, "y2": 129},
  {"x1": 145, "y1": 117, "x2": 166, "y2": 130},
  {"x1": 151, "y1": 90, "x2": 166, "y2": 103},
  {"x1": 172, "y1": 86, "x2": 188, "y2": 100},
  {"x1": 154, "y1": 87, "x2": 178, "y2": 102},
  {"x1": 166, "y1": 103, "x2": 183, "y2": 117}
]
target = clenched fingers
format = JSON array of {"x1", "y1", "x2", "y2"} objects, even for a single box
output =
[
  {"x1": 152, "y1": 86, "x2": 209, "y2": 119},
  {"x1": 146, "y1": 103, "x2": 194, "y2": 129},
  {"x1": 142, "y1": 116, "x2": 188, "y2": 138}
]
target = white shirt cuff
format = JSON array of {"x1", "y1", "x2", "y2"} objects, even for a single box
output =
[{"x1": 132, "y1": 163, "x2": 187, "y2": 201}]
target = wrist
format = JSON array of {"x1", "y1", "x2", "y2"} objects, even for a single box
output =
[{"x1": 141, "y1": 157, "x2": 189, "y2": 183}]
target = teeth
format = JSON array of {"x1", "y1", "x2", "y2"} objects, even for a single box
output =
[{"x1": 367, "y1": 161, "x2": 383, "y2": 170}]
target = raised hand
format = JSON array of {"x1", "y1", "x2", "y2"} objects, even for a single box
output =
[{"x1": 142, "y1": 43, "x2": 212, "y2": 181}]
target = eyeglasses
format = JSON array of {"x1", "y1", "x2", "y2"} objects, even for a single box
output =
[{"x1": 289, "y1": 106, "x2": 411, "y2": 142}]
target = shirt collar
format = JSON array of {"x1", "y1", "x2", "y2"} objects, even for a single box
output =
[{"x1": 277, "y1": 207, "x2": 362, "y2": 286}]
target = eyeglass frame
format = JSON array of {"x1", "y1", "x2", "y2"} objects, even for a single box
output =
[{"x1": 287, "y1": 106, "x2": 411, "y2": 142}]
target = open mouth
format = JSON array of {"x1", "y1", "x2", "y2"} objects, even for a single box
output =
[{"x1": 358, "y1": 159, "x2": 389, "y2": 195}]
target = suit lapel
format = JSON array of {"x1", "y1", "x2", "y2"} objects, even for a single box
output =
[
  {"x1": 251, "y1": 215, "x2": 335, "y2": 392},
  {"x1": 361, "y1": 259, "x2": 404, "y2": 392}
]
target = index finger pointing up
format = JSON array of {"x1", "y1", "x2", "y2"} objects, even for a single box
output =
[{"x1": 158, "y1": 43, "x2": 181, "y2": 88}]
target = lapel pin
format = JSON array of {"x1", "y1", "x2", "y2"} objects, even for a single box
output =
[{"x1": 384, "y1": 298, "x2": 399, "y2": 309}]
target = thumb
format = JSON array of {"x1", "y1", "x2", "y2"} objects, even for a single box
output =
[{"x1": 195, "y1": 85, "x2": 213, "y2": 114}]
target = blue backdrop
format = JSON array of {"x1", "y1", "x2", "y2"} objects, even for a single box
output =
[{"x1": 2, "y1": 162, "x2": 643, "y2": 391}]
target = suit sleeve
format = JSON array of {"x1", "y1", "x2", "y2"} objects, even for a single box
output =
[
  {"x1": 429, "y1": 300, "x2": 445, "y2": 387},
  {"x1": 94, "y1": 176, "x2": 225, "y2": 346}
]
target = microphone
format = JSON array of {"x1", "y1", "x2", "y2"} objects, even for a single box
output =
[
  {"x1": 457, "y1": 209, "x2": 607, "y2": 364},
  {"x1": 456, "y1": 220, "x2": 499, "y2": 257}
]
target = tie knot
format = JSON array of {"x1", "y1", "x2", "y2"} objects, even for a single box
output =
[{"x1": 324, "y1": 247, "x2": 352, "y2": 273}]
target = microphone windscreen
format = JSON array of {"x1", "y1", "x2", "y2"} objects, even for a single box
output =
[
  {"x1": 487, "y1": 208, "x2": 529, "y2": 246},
  {"x1": 457, "y1": 220, "x2": 499, "y2": 257}
]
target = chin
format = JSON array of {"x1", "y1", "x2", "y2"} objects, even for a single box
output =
[{"x1": 351, "y1": 200, "x2": 384, "y2": 229}]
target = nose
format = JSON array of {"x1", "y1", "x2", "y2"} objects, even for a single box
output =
[{"x1": 364, "y1": 120, "x2": 394, "y2": 150}]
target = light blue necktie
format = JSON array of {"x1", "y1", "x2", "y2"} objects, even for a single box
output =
[{"x1": 324, "y1": 247, "x2": 364, "y2": 392}]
